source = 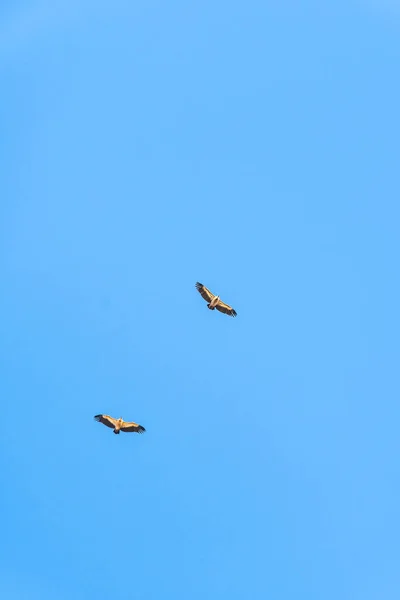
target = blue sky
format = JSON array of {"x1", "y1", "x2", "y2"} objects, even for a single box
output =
[{"x1": 1, "y1": 1, "x2": 400, "y2": 598}]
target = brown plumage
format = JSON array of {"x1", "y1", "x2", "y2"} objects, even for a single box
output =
[
  {"x1": 195, "y1": 282, "x2": 237, "y2": 317},
  {"x1": 94, "y1": 414, "x2": 146, "y2": 435}
]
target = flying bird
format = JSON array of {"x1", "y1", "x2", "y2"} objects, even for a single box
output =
[
  {"x1": 94, "y1": 414, "x2": 146, "y2": 435},
  {"x1": 195, "y1": 282, "x2": 237, "y2": 317}
]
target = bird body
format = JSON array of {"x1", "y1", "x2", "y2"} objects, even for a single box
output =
[
  {"x1": 208, "y1": 295, "x2": 220, "y2": 309},
  {"x1": 195, "y1": 282, "x2": 237, "y2": 317},
  {"x1": 94, "y1": 414, "x2": 146, "y2": 435},
  {"x1": 113, "y1": 418, "x2": 123, "y2": 434}
]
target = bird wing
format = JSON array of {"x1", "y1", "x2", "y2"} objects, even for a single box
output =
[
  {"x1": 215, "y1": 300, "x2": 237, "y2": 317},
  {"x1": 94, "y1": 414, "x2": 118, "y2": 429},
  {"x1": 120, "y1": 421, "x2": 146, "y2": 434},
  {"x1": 195, "y1": 282, "x2": 215, "y2": 303}
]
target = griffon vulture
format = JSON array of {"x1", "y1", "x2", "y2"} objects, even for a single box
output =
[
  {"x1": 195, "y1": 282, "x2": 237, "y2": 317},
  {"x1": 94, "y1": 414, "x2": 146, "y2": 435}
]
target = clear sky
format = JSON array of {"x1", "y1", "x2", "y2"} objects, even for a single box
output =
[{"x1": 1, "y1": 1, "x2": 400, "y2": 599}]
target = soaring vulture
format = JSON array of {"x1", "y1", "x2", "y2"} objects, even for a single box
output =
[
  {"x1": 94, "y1": 414, "x2": 146, "y2": 435},
  {"x1": 195, "y1": 282, "x2": 237, "y2": 317}
]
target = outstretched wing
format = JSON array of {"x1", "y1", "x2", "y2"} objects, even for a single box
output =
[
  {"x1": 94, "y1": 414, "x2": 118, "y2": 429},
  {"x1": 120, "y1": 421, "x2": 146, "y2": 434},
  {"x1": 215, "y1": 300, "x2": 237, "y2": 317},
  {"x1": 195, "y1": 282, "x2": 215, "y2": 303}
]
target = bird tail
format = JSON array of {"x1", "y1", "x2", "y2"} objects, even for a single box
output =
[
  {"x1": 113, "y1": 429, "x2": 120, "y2": 435},
  {"x1": 207, "y1": 303, "x2": 215, "y2": 310}
]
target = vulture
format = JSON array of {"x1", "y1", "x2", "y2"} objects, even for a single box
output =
[
  {"x1": 195, "y1": 282, "x2": 237, "y2": 317},
  {"x1": 94, "y1": 414, "x2": 146, "y2": 435}
]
